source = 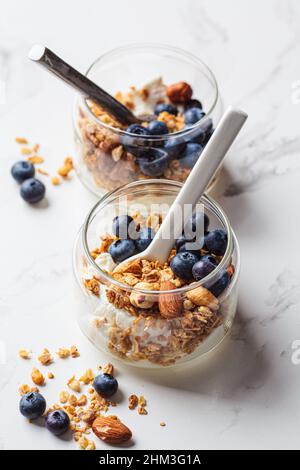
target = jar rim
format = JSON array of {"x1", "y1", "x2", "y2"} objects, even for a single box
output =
[
  {"x1": 79, "y1": 43, "x2": 219, "y2": 140},
  {"x1": 82, "y1": 179, "x2": 239, "y2": 296}
]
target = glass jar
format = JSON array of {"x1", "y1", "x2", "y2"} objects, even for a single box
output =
[
  {"x1": 73, "y1": 180, "x2": 240, "y2": 368},
  {"x1": 73, "y1": 44, "x2": 223, "y2": 195}
]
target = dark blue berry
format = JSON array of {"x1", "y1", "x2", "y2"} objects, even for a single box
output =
[
  {"x1": 164, "y1": 140, "x2": 186, "y2": 159},
  {"x1": 137, "y1": 148, "x2": 169, "y2": 177},
  {"x1": 170, "y1": 252, "x2": 200, "y2": 282},
  {"x1": 11, "y1": 161, "x2": 35, "y2": 183},
  {"x1": 200, "y1": 118, "x2": 213, "y2": 136},
  {"x1": 207, "y1": 270, "x2": 230, "y2": 297},
  {"x1": 154, "y1": 103, "x2": 178, "y2": 116},
  {"x1": 135, "y1": 227, "x2": 154, "y2": 253},
  {"x1": 19, "y1": 392, "x2": 46, "y2": 420},
  {"x1": 20, "y1": 178, "x2": 45, "y2": 204},
  {"x1": 184, "y1": 108, "x2": 205, "y2": 125},
  {"x1": 93, "y1": 373, "x2": 118, "y2": 398},
  {"x1": 175, "y1": 234, "x2": 195, "y2": 251},
  {"x1": 180, "y1": 143, "x2": 204, "y2": 169},
  {"x1": 204, "y1": 128, "x2": 214, "y2": 144},
  {"x1": 147, "y1": 120, "x2": 169, "y2": 135},
  {"x1": 192, "y1": 257, "x2": 216, "y2": 281},
  {"x1": 190, "y1": 127, "x2": 207, "y2": 145},
  {"x1": 177, "y1": 243, "x2": 201, "y2": 258},
  {"x1": 205, "y1": 229, "x2": 228, "y2": 256},
  {"x1": 185, "y1": 99, "x2": 203, "y2": 110},
  {"x1": 125, "y1": 124, "x2": 151, "y2": 136},
  {"x1": 109, "y1": 239, "x2": 136, "y2": 263},
  {"x1": 191, "y1": 212, "x2": 210, "y2": 233},
  {"x1": 112, "y1": 215, "x2": 134, "y2": 239},
  {"x1": 45, "y1": 410, "x2": 70, "y2": 436},
  {"x1": 201, "y1": 254, "x2": 218, "y2": 266}
]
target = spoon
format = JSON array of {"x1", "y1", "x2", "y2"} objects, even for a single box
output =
[
  {"x1": 116, "y1": 106, "x2": 248, "y2": 269},
  {"x1": 28, "y1": 45, "x2": 141, "y2": 126}
]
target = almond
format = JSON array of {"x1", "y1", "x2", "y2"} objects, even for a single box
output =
[
  {"x1": 159, "y1": 280, "x2": 183, "y2": 319},
  {"x1": 186, "y1": 286, "x2": 219, "y2": 310},
  {"x1": 92, "y1": 416, "x2": 132, "y2": 444},
  {"x1": 166, "y1": 81, "x2": 193, "y2": 103}
]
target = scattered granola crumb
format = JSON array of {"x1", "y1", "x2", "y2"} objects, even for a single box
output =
[
  {"x1": 59, "y1": 391, "x2": 69, "y2": 404},
  {"x1": 51, "y1": 176, "x2": 61, "y2": 186},
  {"x1": 31, "y1": 368, "x2": 45, "y2": 386},
  {"x1": 21, "y1": 147, "x2": 32, "y2": 155},
  {"x1": 160, "y1": 422, "x2": 166, "y2": 427},
  {"x1": 68, "y1": 376, "x2": 81, "y2": 393},
  {"x1": 86, "y1": 440, "x2": 96, "y2": 450},
  {"x1": 37, "y1": 168, "x2": 49, "y2": 176},
  {"x1": 19, "y1": 349, "x2": 31, "y2": 360},
  {"x1": 18, "y1": 384, "x2": 38, "y2": 396},
  {"x1": 47, "y1": 372, "x2": 54, "y2": 379},
  {"x1": 103, "y1": 363, "x2": 114, "y2": 375},
  {"x1": 138, "y1": 395, "x2": 147, "y2": 407},
  {"x1": 57, "y1": 157, "x2": 74, "y2": 178},
  {"x1": 138, "y1": 406, "x2": 148, "y2": 415},
  {"x1": 77, "y1": 394, "x2": 87, "y2": 406},
  {"x1": 78, "y1": 435, "x2": 89, "y2": 449},
  {"x1": 32, "y1": 143, "x2": 40, "y2": 153},
  {"x1": 80, "y1": 368, "x2": 94, "y2": 385},
  {"x1": 56, "y1": 347, "x2": 70, "y2": 359},
  {"x1": 27, "y1": 155, "x2": 44, "y2": 164},
  {"x1": 69, "y1": 394, "x2": 78, "y2": 406},
  {"x1": 37, "y1": 348, "x2": 53, "y2": 366},
  {"x1": 70, "y1": 345, "x2": 80, "y2": 358},
  {"x1": 15, "y1": 137, "x2": 28, "y2": 144},
  {"x1": 128, "y1": 394, "x2": 138, "y2": 410}
]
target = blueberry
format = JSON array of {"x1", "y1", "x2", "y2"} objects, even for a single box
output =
[
  {"x1": 177, "y1": 243, "x2": 201, "y2": 258},
  {"x1": 175, "y1": 234, "x2": 195, "y2": 251},
  {"x1": 190, "y1": 127, "x2": 206, "y2": 145},
  {"x1": 185, "y1": 99, "x2": 203, "y2": 110},
  {"x1": 154, "y1": 103, "x2": 178, "y2": 116},
  {"x1": 180, "y1": 143, "x2": 203, "y2": 169},
  {"x1": 109, "y1": 239, "x2": 136, "y2": 263},
  {"x1": 192, "y1": 257, "x2": 217, "y2": 281},
  {"x1": 20, "y1": 178, "x2": 45, "y2": 204},
  {"x1": 164, "y1": 140, "x2": 186, "y2": 159},
  {"x1": 19, "y1": 392, "x2": 46, "y2": 420},
  {"x1": 204, "y1": 128, "x2": 214, "y2": 144},
  {"x1": 135, "y1": 227, "x2": 154, "y2": 253},
  {"x1": 93, "y1": 373, "x2": 118, "y2": 398},
  {"x1": 138, "y1": 148, "x2": 169, "y2": 177},
  {"x1": 191, "y1": 212, "x2": 210, "y2": 233},
  {"x1": 184, "y1": 108, "x2": 205, "y2": 125},
  {"x1": 205, "y1": 229, "x2": 228, "y2": 256},
  {"x1": 170, "y1": 252, "x2": 200, "y2": 281},
  {"x1": 125, "y1": 124, "x2": 151, "y2": 136},
  {"x1": 45, "y1": 410, "x2": 70, "y2": 436},
  {"x1": 207, "y1": 270, "x2": 230, "y2": 297},
  {"x1": 147, "y1": 120, "x2": 169, "y2": 135},
  {"x1": 112, "y1": 215, "x2": 135, "y2": 239},
  {"x1": 11, "y1": 161, "x2": 35, "y2": 183},
  {"x1": 201, "y1": 254, "x2": 218, "y2": 266},
  {"x1": 200, "y1": 118, "x2": 213, "y2": 136}
]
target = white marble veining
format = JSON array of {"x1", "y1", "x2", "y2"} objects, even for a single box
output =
[{"x1": 1, "y1": 0, "x2": 300, "y2": 450}]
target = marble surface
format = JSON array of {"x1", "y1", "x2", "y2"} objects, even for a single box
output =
[{"x1": 1, "y1": 0, "x2": 300, "y2": 450}]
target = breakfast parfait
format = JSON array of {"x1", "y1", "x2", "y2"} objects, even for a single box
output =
[
  {"x1": 73, "y1": 181, "x2": 239, "y2": 367},
  {"x1": 73, "y1": 45, "x2": 222, "y2": 194}
]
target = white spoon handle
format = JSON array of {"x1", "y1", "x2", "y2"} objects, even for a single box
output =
[{"x1": 145, "y1": 107, "x2": 248, "y2": 263}]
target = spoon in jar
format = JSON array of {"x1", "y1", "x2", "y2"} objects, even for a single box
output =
[
  {"x1": 115, "y1": 106, "x2": 248, "y2": 270},
  {"x1": 28, "y1": 45, "x2": 143, "y2": 126}
]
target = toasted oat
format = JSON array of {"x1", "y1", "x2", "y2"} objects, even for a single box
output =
[
  {"x1": 160, "y1": 422, "x2": 166, "y2": 427},
  {"x1": 59, "y1": 391, "x2": 70, "y2": 404},
  {"x1": 21, "y1": 147, "x2": 32, "y2": 155},
  {"x1": 78, "y1": 436, "x2": 89, "y2": 449},
  {"x1": 56, "y1": 347, "x2": 70, "y2": 359},
  {"x1": 37, "y1": 348, "x2": 53, "y2": 366},
  {"x1": 31, "y1": 368, "x2": 45, "y2": 386},
  {"x1": 37, "y1": 168, "x2": 49, "y2": 176},
  {"x1": 84, "y1": 278, "x2": 100, "y2": 296},
  {"x1": 77, "y1": 394, "x2": 87, "y2": 406},
  {"x1": 27, "y1": 155, "x2": 44, "y2": 164},
  {"x1": 57, "y1": 156, "x2": 74, "y2": 178},
  {"x1": 51, "y1": 176, "x2": 61, "y2": 186},
  {"x1": 68, "y1": 376, "x2": 81, "y2": 393},
  {"x1": 128, "y1": 394, "x2": 138, "y2": 410},
  {"x1": 70, "y1": 345, "x2": 80, "y2": 358},
  {"x1": 138, "y1": 395, "x2": 147, "y2": 407},
  {"x1": 69, "y1": 394, "x2": 78, "y2": 406},
  {"x1": 47, "y1": 372, "x2": 54, "y2": 379},
  {"x1": 102, "y1": 363, "x2": 114, "y2": 375},
  {"x1": 15, "y1": 137, "x2": 28, "y2": 144},
  {"x1": 80, "y1": 368, "x2": 94, "y2": 385},
  {"x1": 19, "y1": 349, "x2": 31, "y2": 360},
  {"x1": 138, "y1": 406, "x2": 148, "y2": 415}
]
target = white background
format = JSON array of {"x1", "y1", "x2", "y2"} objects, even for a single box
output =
[{"x1": 1, "y1": 0, "x2": 300, "y2": 450}]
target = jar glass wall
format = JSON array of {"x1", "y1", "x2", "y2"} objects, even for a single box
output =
[
  {"x1": 73, "y1": 44, "x2": 223, "y2": 195},
  {"x1": 73, "y1": 180, "x2": 240, "y2": 368}
]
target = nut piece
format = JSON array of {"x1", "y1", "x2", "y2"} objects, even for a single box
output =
[
  {"x1": 166, "y1": 81, "x2": 193, "y2": 103},
  {"x1": 31, "y1": 368, "x2": 45, "y2": 386},
  {"x1": 128, "y1": 394, "x2": 138, "y2": 410},
  {"x1": 19, "y1": 349, "x2": 31, "y2": 360},
  {"x1": 70, "y1": 345, "x2": 80, "y2": 358},
  {"x1": 103, "y1": 363, "x2": 114, "y2": 375},
  {"x1": 186, "y1": 286, "x2": 219, "y2": 310},
  {"x1": 38, "y1": 348, "x2": 53, "y2": 366},
  {"x1": 159, "y1": 280, "x2": 183, "y2": 318},
  {"x1": 92, "y1": 416, "x2": 132, "y2": 444},
  {"x1": 57, "y1": 347, "x2": 70, "y2": 359},
  {"x1": 67, "y1": 376, "x2": 81, "y2": 393},
  {"x1": 129, "y1": 282, "x2": 155, "y2": 309}
]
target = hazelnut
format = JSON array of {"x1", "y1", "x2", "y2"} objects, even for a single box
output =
[
  {"x1": 166, "y1": 81, "x2": 193, "y2": 103},
  {"x1": 129, "y1": 282, "x2": 155, "y2": 309}
]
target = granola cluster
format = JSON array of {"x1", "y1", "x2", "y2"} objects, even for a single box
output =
[
  {"x1": 82, "y1": 211, "x2": 232, "y2": 366},
  {"x1": 76, "y1": 78, "x2": 214, "y2": 192}
]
